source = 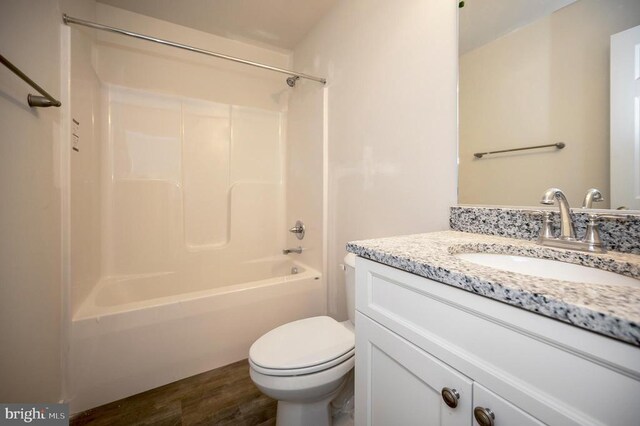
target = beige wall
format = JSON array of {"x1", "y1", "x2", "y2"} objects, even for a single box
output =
[
  {"x1": 292, "y1": 0, "x2": 459, "y2": 319},
  {"x1": 459, "y1": 0, "x2": 640, "y2": 207},
  {"x1": 0, "y1": 0, "x2": 63, "y2": 402}
]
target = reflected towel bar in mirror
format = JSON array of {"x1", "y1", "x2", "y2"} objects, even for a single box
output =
[{"x1": 473, "y1": 142, "x2": 565, "y2": 159}]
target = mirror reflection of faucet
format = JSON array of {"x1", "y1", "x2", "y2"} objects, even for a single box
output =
[{"x1": 582, "y1": 188, "x2": 604, "y2": 209}]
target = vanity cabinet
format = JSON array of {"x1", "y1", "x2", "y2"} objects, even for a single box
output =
[
  {"x1": 357, "y1": 313, "x2": 543, "y2": 425},
  {"x1": 354, "y1": 257, "x2": 640, "y2": 426}
]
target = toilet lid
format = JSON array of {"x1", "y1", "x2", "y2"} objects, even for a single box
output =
[{"x1": 249, "y1": 316, "x2": 355, "y2": 375}]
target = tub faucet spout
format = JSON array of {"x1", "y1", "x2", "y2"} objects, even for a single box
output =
[{"x1": 283, "y1": 246, "x2": 303, "y2": 255}]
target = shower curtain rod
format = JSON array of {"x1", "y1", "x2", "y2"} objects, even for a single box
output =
[{"x1": 62, "y1": 14, "x2": 327, "y2": 86}]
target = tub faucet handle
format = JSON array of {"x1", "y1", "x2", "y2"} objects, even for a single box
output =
[{"x1": 289, "y1": 220, "x2": 305, "y2": 240}]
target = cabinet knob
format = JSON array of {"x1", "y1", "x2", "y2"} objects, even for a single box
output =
[
  {"x1": 473, "y1": 406, "x2": 495, "y2": 426},
  {"x1": 441, "y1": 387, "x2": 460, "y2": 408}
]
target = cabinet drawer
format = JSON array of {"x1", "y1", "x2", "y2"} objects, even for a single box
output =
[{"x1": 355, "y1": 257, "x2": 640, "y2": 426}]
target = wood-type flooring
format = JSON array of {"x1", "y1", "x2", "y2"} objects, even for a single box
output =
[{"x1": 70, "y1": 359, "x2": 276, "y2": 426}]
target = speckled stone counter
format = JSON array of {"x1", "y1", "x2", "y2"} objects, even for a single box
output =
[
  {"x1": 450, "y1": 206, "x2": 640, "y2": 254},
  {"x1": 346, "y1": 231, "x2": 640, "y2": 346}
]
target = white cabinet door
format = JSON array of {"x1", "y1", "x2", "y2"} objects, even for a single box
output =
[
  {"x1": 472, "y1": 382, "x2": 544, "y2": 426},
  {"x1": 355, "y1": 312, "x2": 473, "y2": 426}
]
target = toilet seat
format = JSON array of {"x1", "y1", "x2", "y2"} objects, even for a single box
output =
[
  {"x1": 250, "y1": 348, "x2": 354, "y2": 376},
  {"x1": 249, "y1": 316, "x2": 355, "y2": 377}
]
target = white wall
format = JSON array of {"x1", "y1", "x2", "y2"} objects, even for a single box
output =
[
  {"x1": 292, "y1": 0, "x2": 459, "y2": 319},
  {"x1": 285, "y1": 81, "x2": 325, "y2": 274},
  {"x1": 459, "y1": 0, "x2": 640, "y2": 207},
  {"x1": 68, "y1": 0, "x2": 103, "y2": 317},
  {"x1": 0, "y1": 0, "x2": 64, "y2": 402}
]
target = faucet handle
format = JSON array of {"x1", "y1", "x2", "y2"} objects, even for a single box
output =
[
  {"x1": 525, "y1": 210, "x2": 556, "y2": 240},
  {"x1": 582, "y1": 214, "x2": 626, "y2": 252},
  {"x1": 587, "y1": 213, "x2": 626, "y2": 221},
  {"x1": 537, "y1": 211, "x2": 555, "y2": 240}
]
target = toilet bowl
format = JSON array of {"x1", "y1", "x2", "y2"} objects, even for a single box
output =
[{"x1": 249, "y1": 253, "x2": 357, "y2": 426}]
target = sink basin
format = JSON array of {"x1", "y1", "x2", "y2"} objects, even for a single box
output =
[{"x1": 455, "y1": 253, "x2": 639, "y2": 287}]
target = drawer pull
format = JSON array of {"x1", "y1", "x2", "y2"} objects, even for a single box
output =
[
  {"x1": 441, "y1": 387, "x2": 460, "y2": 408},
  {"x1": 473, "y1": 406, "x2": 495, "y2": 426}
]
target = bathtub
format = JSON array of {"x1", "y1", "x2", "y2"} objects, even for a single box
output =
[{"x1": 69, "y1": 258, "x2": 324, "y2": 413}]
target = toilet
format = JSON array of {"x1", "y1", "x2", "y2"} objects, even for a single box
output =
[{"x1": 249, "y1": 253, "x2": 356, "y2": 426}]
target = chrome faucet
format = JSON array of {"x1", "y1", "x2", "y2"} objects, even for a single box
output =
[
  {"x1": 283, "y1": 246, "x2": 303, "y2": 255},
  {"x1": 537, "y1": 187, "x2": 625, "y2": 253},
  {"x1": 540, "y1": 188, "x2": 576, "y2": 240}
]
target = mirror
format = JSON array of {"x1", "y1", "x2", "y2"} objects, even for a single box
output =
[{"x1": 458, "y1": 0, "x2": 640, "y2": 209}]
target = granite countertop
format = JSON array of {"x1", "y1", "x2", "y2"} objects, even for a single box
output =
[{"x1": 346, "y1": 230, "x2": 640, "y2": 346}]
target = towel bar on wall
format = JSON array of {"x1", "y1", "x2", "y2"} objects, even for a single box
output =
[
  {"x1": 473, "y1": 142, "x2": 565, "y2": 159},
  {"x1": 0, "y1": 54, "x2": 61, "y2": 108}
]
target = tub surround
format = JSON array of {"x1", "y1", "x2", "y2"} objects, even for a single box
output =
[
  {"x1": 346, "y1": 231, "x2": 640, "y2": 346},
  {"x1": 451, "y1": 206, "x2": 640, "y2": 254}
]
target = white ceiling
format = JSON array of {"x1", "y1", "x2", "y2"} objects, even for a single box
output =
[
  {"x1": 459, "y1": 0, "x2": 577, "y2": 55},
  {"x1": 96, "y1": 0, "x2": 339, "y2": 51},
  {"x1": 96, "y1": 1, "x2": 579, "y2": 57}
]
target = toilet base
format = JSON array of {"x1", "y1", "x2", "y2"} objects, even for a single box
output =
[
  {"x1": 250, "y1": 353, "x2": 355, "y2": 426},
  {"x1": 275, "y1": 379, "x2": 347, "y2": 426}
]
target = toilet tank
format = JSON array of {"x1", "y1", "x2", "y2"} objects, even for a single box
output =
[{"x1": 343, "y1": 253, "x2": 357, "y2": 325}]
